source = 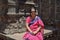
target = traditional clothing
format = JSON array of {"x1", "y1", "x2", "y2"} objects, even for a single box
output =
[{"x1": 23, "y1": 16, "x2": 44, "y2": 40}]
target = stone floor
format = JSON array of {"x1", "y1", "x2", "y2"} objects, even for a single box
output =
[
  {"x1": 5, "y1": 29, "x2": 53, "y2": 40},
  {"x1": 6, "y1": 33, "x2": 24, "y2": 40}
]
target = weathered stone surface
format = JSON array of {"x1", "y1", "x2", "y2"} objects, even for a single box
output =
[{"x1": 4, "y1": 16, "x2": 26, "y2": 34}]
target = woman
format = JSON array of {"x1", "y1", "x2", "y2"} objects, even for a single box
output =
[{"x1": 23, "y1": 7, "x2": 44, "y2": 40}]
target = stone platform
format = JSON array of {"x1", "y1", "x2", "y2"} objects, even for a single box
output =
[{"x1": 0, "y1": 29, "x2": 53, "y2": 40}]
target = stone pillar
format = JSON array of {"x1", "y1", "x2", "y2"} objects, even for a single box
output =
[
  {"x1": 0, "y1": 0, "x2": 8, "y2": 15},
  {"x1": 37, "y1": 0, "x2": 41, "y2": 17}
]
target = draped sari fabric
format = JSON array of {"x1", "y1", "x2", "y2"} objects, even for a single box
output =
[{"x1": 23, "y1": 16, "x2": 44, "y2": 40}]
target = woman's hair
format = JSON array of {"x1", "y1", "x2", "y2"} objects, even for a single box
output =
[
  {"x1": 30, "y1": 7, "x2": 36, "y2": 13},
  {"x1": 29, "y1": 7, "x2": 36, "y2": 17}
]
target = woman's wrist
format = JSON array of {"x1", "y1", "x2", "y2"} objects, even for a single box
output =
[{"x1": 30, "y1": 31, "x2": 33, "y2": 33}]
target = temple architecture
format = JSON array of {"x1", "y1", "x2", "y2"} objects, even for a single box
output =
[{"x1": 0, "y1": 0, "x2": 60, "y2": 40}]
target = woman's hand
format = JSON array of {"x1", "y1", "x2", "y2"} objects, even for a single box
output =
[
  {"x1": 33, "y1": 31, "x2": 38, "y2": 35},
  {"x1": 29, "y1": 30, "x2": 33, "y2": 34},
  {"x1": 33, "y1": 26, "x2": 41, "y2": 35}
]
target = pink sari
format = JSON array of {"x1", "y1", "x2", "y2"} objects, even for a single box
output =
[{"x1": 23, "y1": 16, "x2": 44, "y2": 40}]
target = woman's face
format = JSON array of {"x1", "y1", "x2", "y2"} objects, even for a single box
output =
[{"x1": 30, "y1": 11, "x2": 36, "y2": 18}]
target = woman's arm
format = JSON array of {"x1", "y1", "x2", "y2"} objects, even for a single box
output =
[
  {"x1": 26, "y1": 23, "x2": 33, "y2": 33},
  {"x1": 33, "y1": 17, "x2": 44, "y2": 34},
  {"x1": 35, "y1": 17, "x2": 44, "y2": 34}
]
